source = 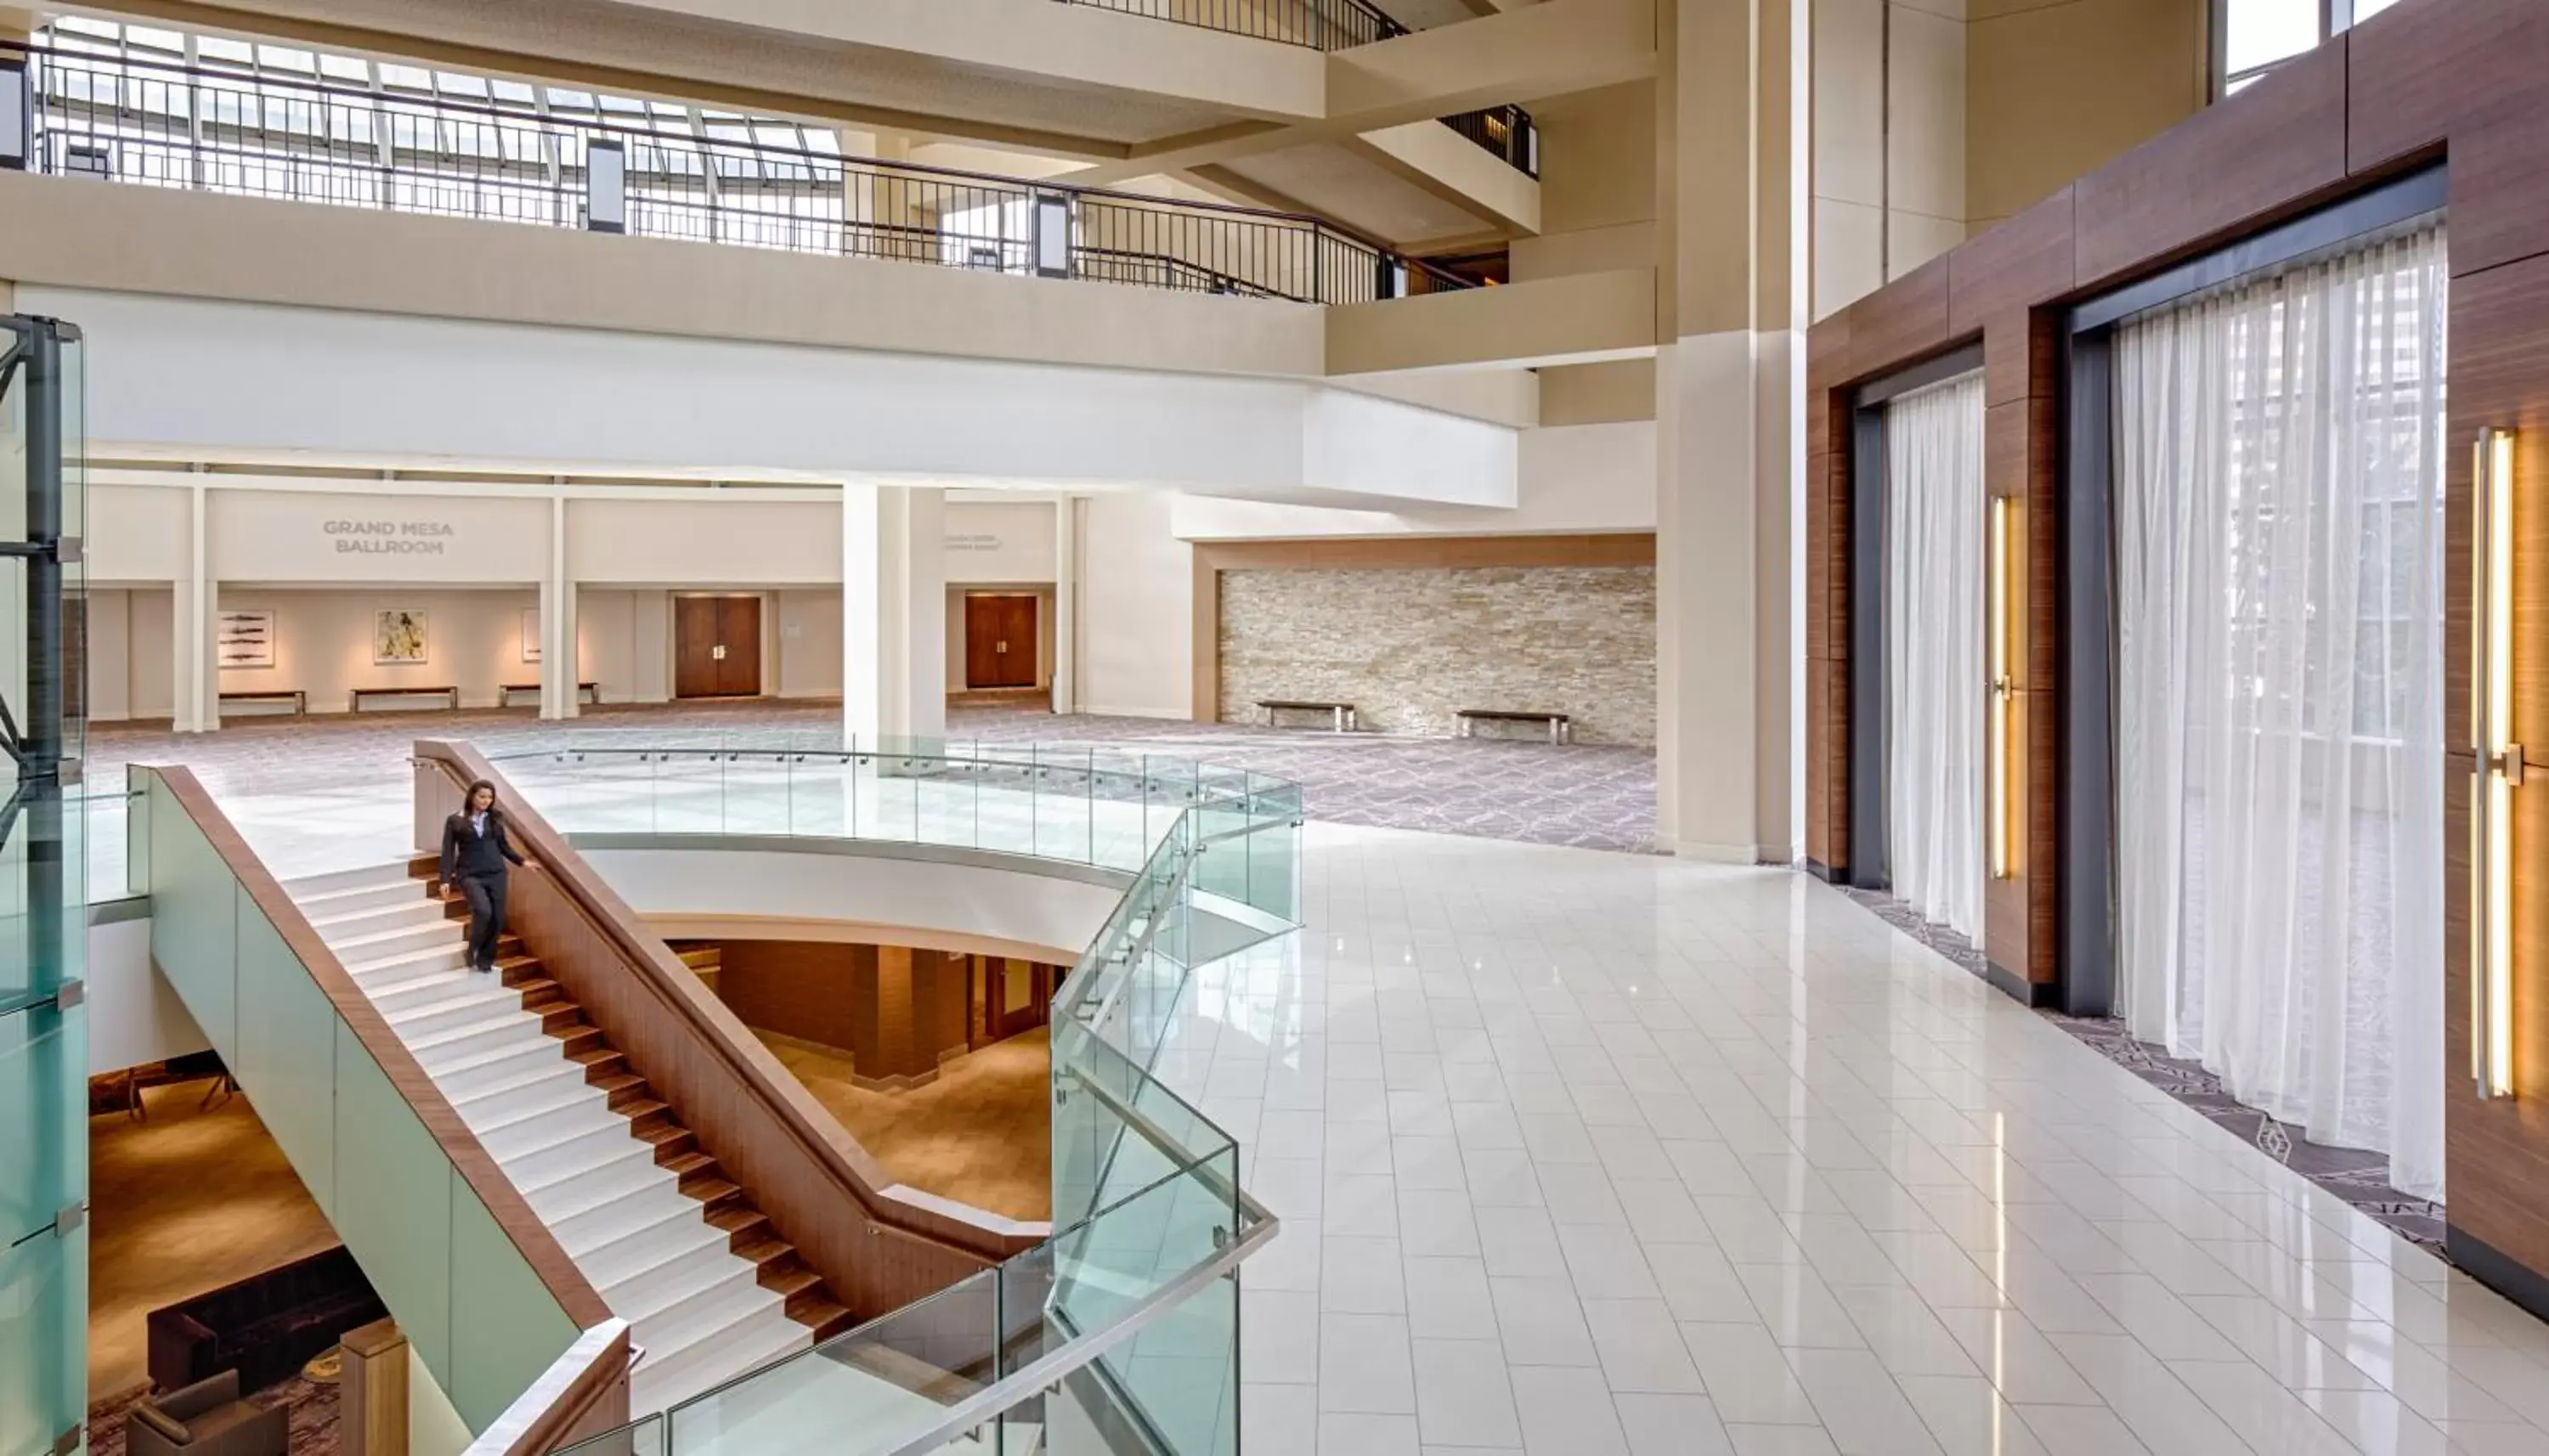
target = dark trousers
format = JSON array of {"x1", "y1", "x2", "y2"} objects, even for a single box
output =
[{"x1": 458, "y1": 871, "x2": 508, "y2": 969}]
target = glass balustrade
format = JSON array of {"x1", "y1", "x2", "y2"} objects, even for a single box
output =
[{"x1": 517, "y1": 737, "x2": 1290, "y2": 1455}]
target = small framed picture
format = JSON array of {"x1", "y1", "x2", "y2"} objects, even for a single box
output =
[
  {"x1": 521, "y1": 607, "x2": 542, "y2": 664},
  {"x1": 373, "y1": 609, "x2": 428, "y2": 666},
  {"x1": 217, "y1": 610, "x2": 275, "y2": 669}
]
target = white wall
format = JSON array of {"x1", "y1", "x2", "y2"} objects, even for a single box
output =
[
  {"x1": 31, "y1": 288, "x2": 1519, "y2": 510},
  {"x1": 86, "y1": 917, "x2": 211, "y2": 1074},
  {"x1": 217, "y1": 587, "x2": 541, "y2": 712},
  {"x1": 944, "y1": 501, "x2": 1059, "y2": 584},
  {"x1": 777, "y1": 589, "x2": 845, "y2": 698},
  {"x1": 1077, "y1": 492, "x2": 1192, "y2": 720},
  {"x1": 567, "y1": 499, "x2": 840, "y2": 585},
  {"x1": 583, "y1": 845, "x2": 1120, "y2": 958},
  {"x1": 1172, "y1": 420, "x2": 1656, "y2": 539},
  {"x1": 84, "y1": 587, "x2": 177, "y2": 721}
]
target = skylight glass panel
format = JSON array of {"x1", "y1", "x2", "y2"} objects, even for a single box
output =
[
  {"x1": 318, "y1": 51, "x2": 370, "y2": 83},
  {"x1": 436, "y1": 71, "x2": 489, "y2": 99},
  {"x1": 256, "y1": 44, "x2": 316, "y2": 73},
  {"x1": 546, "y1": 88, "x2": 596, "y2": 113},
  {"x1": 490, "y1": 79, "x2": 537, "y2": 107},
  {"x1": 197, "y1": 36, "x2": 255, "y2": 69},
  {"x1": 378, "y1": 63, "x2": 432, "y2": 92},
  {"x1": 55, "y1": 15, "x2": 120, "y2": 37}
]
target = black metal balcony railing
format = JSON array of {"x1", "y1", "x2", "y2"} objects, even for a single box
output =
[
  {"x1": 10, "y1": 44, "x2": 1476, "y2": 307},
  {"x1": 1060, "y1": 0, "x2": 1407, "y2": 50},
  {"x1": 1439, "y1": 104, "x2": 1538, "y2": 179}
]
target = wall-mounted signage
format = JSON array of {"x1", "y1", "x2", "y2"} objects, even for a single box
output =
[{"x1": 328, "y1": 519, "x2": 455, "y2": 556}]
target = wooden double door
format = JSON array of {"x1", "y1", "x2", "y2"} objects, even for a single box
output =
[
  {"x1": 964, "y1": 594, "x2": 1039, "y2": 689},
  {"x1": 674, "y1": 594, "x2": 762, "y2": 699}
]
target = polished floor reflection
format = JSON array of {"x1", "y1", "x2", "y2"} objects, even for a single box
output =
[{"x1": 1168, "y1": 823, "x2": 2549, "y2": 1456}]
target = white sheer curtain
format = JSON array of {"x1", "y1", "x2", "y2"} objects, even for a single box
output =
[
  {"x1": 2113, "y1": 225, "x2": 2448, "y2": 1198},
  {"x1": 1885, "y1": 373, "x2": 1987, "y2": 940}
]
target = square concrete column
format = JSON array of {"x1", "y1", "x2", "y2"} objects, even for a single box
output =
[
  {"x1": 843, "y1": 483, "x2": 947, "y2": 748},
  {"x1": 1652, "y1": 0, "x2": 1806, "y2": 862}
]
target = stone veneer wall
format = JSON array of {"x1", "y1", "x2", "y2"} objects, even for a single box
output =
[{"x1": 1218, "y1": 565, "x2": 1656, "y2": 745}]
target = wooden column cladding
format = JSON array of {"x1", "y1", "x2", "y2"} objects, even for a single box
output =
[
  {"x1": 1806, "y1": 0, "x2": 2549, "y2": 1310},
  {"x1": 413, "y1": 741, "x2": 1043, "y2": 1325}
]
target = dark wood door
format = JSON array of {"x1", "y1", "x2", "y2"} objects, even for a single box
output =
[
  {"x1": 976, "y1": 957, "x2": 1051, "y2": 1046},
  {"x1": 964, "y1": 595, "x2": 1037, "y2": 688},
  {"x1": 716, "y1": 595, "x2": 761, "y2": 697},
  {"x1": 674, "y1": 595, "x2": 761, "y2": 698}
]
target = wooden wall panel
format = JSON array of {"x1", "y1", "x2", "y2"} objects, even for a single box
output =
[
  {"x1": 2445, "y1": 254, "x2": 2549, "y2": 753},
  {"x1": 1806, "y1": 0, "x2": 2549, "y2": 1303},
  {"x1": 1842, "y1": 255, "x2": 1954, "y2": 384},
  {"x1": 1951, "y1": 190, "x2": 2078, "y2": 385},
  {"x1": 2347, "y1": 0, "x2": 2549, "y2": 278},
  {"x1": 2071, "y1": 41, "x2": 2351, "y2": 288},
  {"x1": 710, "y1": 941, "x2": 876, "y2": 1053}
]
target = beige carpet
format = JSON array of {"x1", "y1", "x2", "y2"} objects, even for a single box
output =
[
  {"x1": 759, "y1": 1030, "x2": 1053, "y2": 1223},
  {"x1": 88, "y1": 1089, "x2": 338, "y2": 1398}
]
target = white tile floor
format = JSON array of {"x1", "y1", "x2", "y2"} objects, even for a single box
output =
[{"x1": 1153, "y1": 822, "x2": 2549, "y2": 1456}]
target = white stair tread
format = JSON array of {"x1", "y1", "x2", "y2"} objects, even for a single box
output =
[
  {"x1": 452, "y1": 1058, "x2": 596, "y2": 1112},
  {"x1": 619, "y1": 1250, "x2": 768, "y2": 1337},
  {"x1": 483, "y1": 1109, "x2": 639, "y2": 1168},
  {"x1": 307, "y1": 894, "x2": 444, "y2": 929},
  {"x1": 346, "y1": 942, "x2": 476, "y2": 980},
  {"x1": 581, "y1": 1209, "x2": 731, "y2": 1289},
  {"x1": 281, "y1": 861, "x2": 420, "y2": 897},
  {"x1": 559, "y1": 1185, "x2": 711, "y2": 1257},
  {"x1": 457, "y1": 1069, "x2": 610, "y2": 1131},
  {"x1": 407, "y1": 1013, "x2": 553, "y2": 1067},
  {"x1": 525, "y1": 1148, "x2": 680, "y2": 1225},
  {"x1": 630, "y1": 1289, "x2": 804, "y2": 1411}
]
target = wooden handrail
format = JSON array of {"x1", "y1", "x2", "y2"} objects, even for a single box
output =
[
  {"x1": 413, "y1": 742, "x2": 1037, "y2": 1323},
  {"x1": 143, "y1": 764, "x2": 618, "y2": 1334}
]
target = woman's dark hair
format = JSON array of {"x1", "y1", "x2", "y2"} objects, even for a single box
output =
[{"x1": 465, "y1": 779, "x2": 498, "y2": 810}]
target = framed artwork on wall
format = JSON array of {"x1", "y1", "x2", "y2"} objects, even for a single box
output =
[
  {"x1": 373, "y1": 609, "x2": 429, "y2": 665},
  {"x1": 521, "y1": 607, "x2": 541, "y2": 663},
  {"x1": 216, "y1": 611, "x2": 276, "y2": 669}
]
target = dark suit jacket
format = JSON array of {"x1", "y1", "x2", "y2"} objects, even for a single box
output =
[{"x1": 440, "y1": 810, "x2": 527, "y2": 883}]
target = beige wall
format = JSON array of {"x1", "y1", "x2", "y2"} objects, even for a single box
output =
[
  {"x1": 1512, "y1": 81, "x2": 1657, "y2": 285},
  {"x1": 1965, "y1": 0, "x2": 2207, "y2": 228},
  {"x1": 1540, "y1": 359, "x2": 1655, "y2": 426},
  {"x1": 1077, "y1": 492, "x2": 1192, "y2": 720},
  {"x1": 212, "y1": 587, "x2": 542, "y2": 714},
  {"x1": 1811, "y1": 0, "x2": 1969, "y2": 320}
]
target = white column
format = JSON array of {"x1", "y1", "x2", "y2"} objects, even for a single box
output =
[
  {"x1": 540, "y1": 495, "x2": 579, "y2": 720},
  {"x1": 1050, "y1": 496, "x2": 1077, "y2": 714},
  {"x1": 172, "y1": 480, "x2": 219, "y2": 733},
  {"x1": 842, "y1": 483, "x2": 948, "y2": 747}
]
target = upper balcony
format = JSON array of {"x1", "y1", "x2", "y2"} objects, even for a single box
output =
[
  {"x1": 42, "y1": 0, "x2": 1629, "y2": 245},
  {"x1": 7, "y1": 37, "x2": 1480, "y2": 309}
]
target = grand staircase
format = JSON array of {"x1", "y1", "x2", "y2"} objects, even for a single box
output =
[{"x1": 281, "y1": 861, "x2": 851, "y2": 1414}]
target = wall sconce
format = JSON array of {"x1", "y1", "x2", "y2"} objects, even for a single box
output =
[
  {"x1": 2473, "y1": 426, "x2": 2521, "y2": 1100},
  {"x1": 1989, "y1": 494, "x2": 2015, "y2": 880}
]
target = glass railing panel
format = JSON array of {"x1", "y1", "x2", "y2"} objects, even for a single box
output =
[
  {"x1": 664, "y1": 1263, "x2": 1003, "y2": 1456},
  {"x1": 1032, "y1": 745, "x2": 1095, "y2": 865},
  {"x1": 0, "y1": 1180, "x2": 86, "y2": 1456},
  {"x1": 1245, "y1": 776, "x2": 1304, "y2": 924}
]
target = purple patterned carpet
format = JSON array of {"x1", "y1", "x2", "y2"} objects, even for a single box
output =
[
  {"x1": 88, "y1": 699, "x2": 1663, "y2": 854},
  {"x1": 1840, "y1": 887, "x2": 2448, "y2": 1256}
]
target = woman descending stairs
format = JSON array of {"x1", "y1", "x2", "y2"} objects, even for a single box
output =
[{"x1": 279, "y1": 861, "x2": 852, "y2": 1414}]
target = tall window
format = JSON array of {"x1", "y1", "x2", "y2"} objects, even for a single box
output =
[
  {"x1": 2111, "y1": 224, "x2": 2448, "y2": 1199},
  {"x1": 2215, "y1": 0, "x2": 2401, "y2": 94}
]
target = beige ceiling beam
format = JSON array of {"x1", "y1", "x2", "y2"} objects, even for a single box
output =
[{"x1": 1059, "y1": 0, "x2": 1651, "y2": 185}]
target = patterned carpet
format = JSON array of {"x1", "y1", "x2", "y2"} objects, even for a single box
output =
[
  {"x1": 1840, "y1": 887, "x2": 2450, "y2": 1256},
  {"x1": 88, "y1": 1376, "x2": 338, "y2": 1456},
  {"x1": 88, "y1": 698, "x2": 1664, "y2": 854}
]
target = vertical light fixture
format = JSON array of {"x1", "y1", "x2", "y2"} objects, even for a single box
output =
[
  {"x1": 1989, "y1": 494, "x2": 2015, "y2": 879},
  {"x1": 2473, "y1": 426, "x2": 2521, "y2": 1099}
]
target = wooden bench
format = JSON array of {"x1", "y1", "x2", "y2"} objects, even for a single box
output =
[
  {"x1": 1258, "y1": 698, "x2": 1358, "y2": 733},
  {"x1": 218, "y1": 689, "x2": 306, "y2": 717},
  {"x1": 348, "y1": 685, "x2": 461, "y2": 714},
  {"x1": 1456, "y1": 708, "x2": 1573, "y2": 745},
  {"x1": 500, "y1": 681, "x2": 601, "y2": 708}
]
